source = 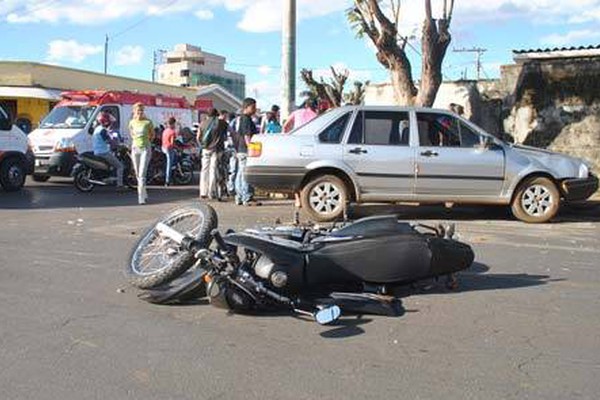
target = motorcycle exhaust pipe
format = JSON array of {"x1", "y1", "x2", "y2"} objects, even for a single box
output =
[{"x1": 87, "y1": 179, "x2": 108, "y2": 186}]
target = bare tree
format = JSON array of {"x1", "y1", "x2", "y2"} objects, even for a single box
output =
[
  {"x1": 300, "y1": 67, "x2": 368, "y2": 107},
  {"x1": 347, "y1": 0, "x2": 454, "y2": 106}
]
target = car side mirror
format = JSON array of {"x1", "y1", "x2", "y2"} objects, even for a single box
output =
[
  {"x1": 88, "y1": 125, "x2": 94, "y2": 135},
  {"x1": 482, "y1": 136, "x2": 500, "y2": 150}
]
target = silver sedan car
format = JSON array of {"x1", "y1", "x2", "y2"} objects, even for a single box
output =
[{"x1": 245, "y1": 106, "x2": 598, "y2": 223}]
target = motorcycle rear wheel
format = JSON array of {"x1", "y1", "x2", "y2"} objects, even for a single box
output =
[
  {"x1": 173, "y1": 163, "x2": 194, "y2": 185},
  {"x1": 74, "y1": 169, "x2": 94, "y2": 192},
  {"x1": 127, "y1": 203, "x2": 218, "y2": 289}
]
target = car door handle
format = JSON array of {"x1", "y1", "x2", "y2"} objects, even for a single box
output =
[
  {"x1": 349, "y1": 147, "x2": 367, "y2": 154},
  {"x1": 420, "y1": 150, "x2": 439, "y2": 157}
]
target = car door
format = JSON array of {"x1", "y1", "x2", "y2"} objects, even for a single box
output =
[
  {"x1": 414, "y1": 111, "x2": 505, "y2": 197},
  {"x1": 343, "y1": 110, "x2": 415, "y2": 199}
]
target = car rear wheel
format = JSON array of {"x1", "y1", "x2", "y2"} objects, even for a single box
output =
[
  {"x1": 511, "y1": 176, "x2": 560, "y2": 223},
  {"x1": 300, "y1": 174, "x2": 348, "y2": 222}
]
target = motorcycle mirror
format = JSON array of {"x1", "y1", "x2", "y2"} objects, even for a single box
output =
[{"x1": 314, "y1": 305, "x2": 341, "y2": 325}]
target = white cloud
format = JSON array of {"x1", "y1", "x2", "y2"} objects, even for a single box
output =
[
  {"x1": 5, "y1": 0, "x2": 600, "y2": 39},
  {"x1": 540, "y1": 29, "x2": 600, "y2": 47},
  {"x1": 46, "y1": 40, "x2": 103, "y2": 63},
  {"x1": 195, "y1": 9, "x2": 214, "y2": 20},
  {"x1": 115, "y1": 45, "x2": 145, "y2": 66},
  {"x1": 258, "y1": 65, "x2": 273, "y2": 75}
]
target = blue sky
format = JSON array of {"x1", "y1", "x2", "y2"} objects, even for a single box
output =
[{"x1": 1, "y1": 0, "x2": 600, "y2": 108}]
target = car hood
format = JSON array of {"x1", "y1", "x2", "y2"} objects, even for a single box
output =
[
  {"x1": 29, "y1": 128, "x2": 82, "y2": 148},
  {"x1": 510, "y1": 143, "x2": 587, "y2": 177}
]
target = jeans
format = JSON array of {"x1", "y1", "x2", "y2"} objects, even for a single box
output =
[
  {"x1": 131, "y1": 146, "x2": 150, "y2": 204},
  {"x1": 200, "y1": 149, "x2": 220, "y2": 198},
  {"x1": 96, "y1": 151, "x2": 123, "y2": 186},
  {"x1": 227, "y1": 148, "x2": 237, "y2": 194},
  {"x1": 162, "y1": 147, "x2": 176, "y2": 184},
  {"x1": 235, "y1": 153, "x2": 252, "y2": 204}
]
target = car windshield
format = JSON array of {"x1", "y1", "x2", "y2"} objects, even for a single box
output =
[
  {"x1": 40, "y1": 106, "x2": 96, "y2": 129},
  {"x1": 291, "y1": 107, "x2": 350, "y2": 136}
]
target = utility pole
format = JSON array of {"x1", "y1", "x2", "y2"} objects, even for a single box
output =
[
  {"x1": 453, "y1": 47, "x2": 487, "y2": 80},
  {"x1": 280, "y1": 0, "x2": 296, "y2": 120},
  {"x1": 104, "y1": 34, "x2": 109, "y2": 74}
]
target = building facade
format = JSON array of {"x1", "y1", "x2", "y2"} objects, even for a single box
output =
[
  {"x1": 0, "y1": 61, "x2": 242, "y2": 132},
  {"x1": 157, "y1": 44, "x2": 246, "y2": 99}
]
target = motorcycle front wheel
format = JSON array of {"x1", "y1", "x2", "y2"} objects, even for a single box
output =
[
  {"x1": 127, "y1": 203, "x2": 218, "y2": 289},
  {"x1": 74, "y1": 168, "x2": 94, "y2": 192}
]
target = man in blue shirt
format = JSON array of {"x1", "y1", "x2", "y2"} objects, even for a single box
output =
[{"x1": 92, "y1": 111, "x2": 124, "y2": 188}]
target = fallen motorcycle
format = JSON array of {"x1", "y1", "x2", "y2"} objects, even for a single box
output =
[{"x1": 126, "y1": 203, "x2": 475, "y2": 325}]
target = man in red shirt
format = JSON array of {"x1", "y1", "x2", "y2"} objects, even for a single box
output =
[{"x1": 161, "y1": 117, "x2": 177, "y2": 186}]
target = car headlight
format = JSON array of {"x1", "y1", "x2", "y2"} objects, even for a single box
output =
[
  {"x1": 54, "y1": 138, "x2": 76, "y2": 153},
  {"x1": 579, "y1": 163, "x2": 589, "y2": 179}
]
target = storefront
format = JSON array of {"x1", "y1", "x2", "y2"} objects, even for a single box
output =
[{"x1": 0, "y1": 87, "x2": 62, "y2": 133}]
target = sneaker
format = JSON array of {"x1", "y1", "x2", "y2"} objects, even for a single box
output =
[{"x1": 243, "y1": 200, "x2": 262, "y2": 207}]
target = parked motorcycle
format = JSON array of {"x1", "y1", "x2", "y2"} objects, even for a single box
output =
[
  {"x1": 126, "y1": 204, "x2": 475, "y2": 325},
  {"x1": 146, "y1": 144, "x2": 195, "y2": 186},
  {"x1": 72, "y1": 146, "x2": 136, "y2": 192}
]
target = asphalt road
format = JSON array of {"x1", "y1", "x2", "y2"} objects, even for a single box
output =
[{"x1": 1, "y1": 178, "x2": 600, "y2": 400}]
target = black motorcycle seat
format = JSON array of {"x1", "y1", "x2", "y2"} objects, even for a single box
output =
[
  {"x1": 328, "y1": 215, "x2": 414, "y2": 238},
  {"x1": 80, "y1": 153, "x2": 112, "y2": 170}
]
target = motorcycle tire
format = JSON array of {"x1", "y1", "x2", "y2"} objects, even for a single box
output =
[
  {"x1": 173, "y1": 162, "x2": 194, "y2": 185},
  {"x1": 73, "y1": 168, "x2": 94, "y2": 192},
  {"x1": 127, "y1": 202, "x2": 218, "y2": 289}
]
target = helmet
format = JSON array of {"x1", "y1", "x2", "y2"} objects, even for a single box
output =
[{"x1": 96, "y1": 111, "x2": 115, "y2": 127}]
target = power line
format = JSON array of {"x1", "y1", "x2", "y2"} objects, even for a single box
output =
[
  {"x1": 0, "y1": 0, "x2": 61, "y2": 19},
  {"x1": 111, "y1": 0, "x2": 179, "y2": 39},
  {"x1": 453, "y1": 47, "x2": 488, "y2": 80}
]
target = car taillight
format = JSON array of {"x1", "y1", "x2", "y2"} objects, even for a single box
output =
[{"x1": 248, "y1": 142, "x2": 262, "y2": 157}]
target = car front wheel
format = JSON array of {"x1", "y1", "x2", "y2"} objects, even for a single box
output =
[
  {"x1": 300, "y1": 174, "x2": 348, "y2": 222},
  {"x1": 511, "y1": 176, "x2": 560, "y2": 223}
]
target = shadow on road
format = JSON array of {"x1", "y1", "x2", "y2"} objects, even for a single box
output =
[
  {"x1": 0, "y1": 179, "x2": 202, "y2": 210},
  {"x1": 393, "y1": 262, "x2": 559, "y2": 298},
  {"x1": 346, "y1": 200, "x2": 600, "y2": 223},
  {"x1": 319, "y1": 316, "x2": 374, "y2": 339}
]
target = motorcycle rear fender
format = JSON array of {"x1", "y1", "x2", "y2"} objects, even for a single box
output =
[{"x1": 224, "y1": 233, "x2": 307, "y2": 288}]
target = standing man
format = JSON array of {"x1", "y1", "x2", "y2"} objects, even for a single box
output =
[
  {"x1": 235, "y1": 98, "x2": 261, "y2": 206},
  {"x1": 198, "y1": 108, "x2": 227, "y2": 200},
  {"x1": 161, "y1": 117, "x2": 177, "y2": 187}
]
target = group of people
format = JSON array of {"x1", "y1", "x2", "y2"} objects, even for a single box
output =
[
  {"x1": 91, "y1": 97, "x2": 321, "y2": 206},
  {"x1": 195, "y1": 96, "x2": 320, "y2": 207},
  {"x1": 91, "y1": 102, "x2": 151, "y2": 204}
]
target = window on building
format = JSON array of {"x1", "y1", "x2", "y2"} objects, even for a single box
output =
[{"x1": 181, "y1": 69, "x2": 190, "y2": 77}]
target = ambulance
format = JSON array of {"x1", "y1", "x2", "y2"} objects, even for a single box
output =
[
  {"x1": 28, "y1": 90, "x2": 198, "y2": 181},
  {"x1": 0, "y1": 104, "x2": 34, "y2": 191}
]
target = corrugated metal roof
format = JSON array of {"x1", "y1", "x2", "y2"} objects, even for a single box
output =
[{"x1": 513, "y1": 44, "x2": 600, "y2": 54}]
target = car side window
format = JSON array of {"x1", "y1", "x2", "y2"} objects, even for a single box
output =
[
  {"x1": 459, "y1": 121, "x2": 482, "y2": 148},
  {"x1": 0, "y1": 107, "x2": 10, "y2": 131},
  {"x1": 417, "y1": 112, "x2": 461, "y2": 147},
  {"x1": 318, "y1": 112, "x2": 350, "y2": 144},
  {"x1": 347, "y1": 111, "x2": 363, "y2": 144},
  {"x1": 348, "y1": 111, "x2": 409, "y2": 146}
]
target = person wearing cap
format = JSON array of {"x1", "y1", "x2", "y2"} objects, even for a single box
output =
[
  {"x1": 283, "y1": 98, "x2": 318, "y2": 133},
  {"x1": 93, "y1": 111, "x2": 124, "y2": 188}
]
